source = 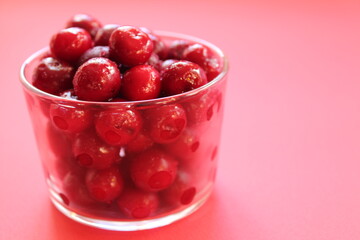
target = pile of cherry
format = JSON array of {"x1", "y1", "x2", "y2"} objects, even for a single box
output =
[{"x1": 34, "y1": 14, "x2": 222, "y2": 219}]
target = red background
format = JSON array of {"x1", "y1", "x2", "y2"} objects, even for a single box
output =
[{"x1": 1, "y1": 0, "x2": 360, "y2": 239}]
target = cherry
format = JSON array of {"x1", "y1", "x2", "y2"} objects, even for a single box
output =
[
  {"x1": 62, "y1": 170, "x2": 98, "y2": 207},
  {"x1": 46, "y1": 122, "x2": 73, "y2": 159},
  {"x1": 95, "y1": 108, "x2": 142, "y2": 146},
  {"x1": 167, "y1": 40, "x2": 189, "y2": 59},
  {"x1": 180, "y1": 142, "x2": 215, "y2": 189},
  {"x1": 144, "y1": 104, "x2": 187, "y2": 144},
  {"x1": 109, "y1": 26, "x2": 153, "y2": 66},
  {"x1": 183, "y1": 90, "x2": 221, "y2": 126},
  {"x1": 94, "y1": 24, "x2": 120, "y2": 46},
  {"x1": 54, "y1": 155, "x2": 83, "y2": 182},
  {"x1": 32, "y1": 57, "x2": 74, "y2": 95},
  {"x1": 151, "y1": 36, "x2": 167, "y2": 60},
  {"x1": 182, "y1": 43, "x2": 221, "y2": 81},
  {"x1": 73, "y1": 57, "x2": 121, "y2": 101},
  {"x1": 166, "y1": 128, "x2": 200, "y2": 162},
  {"x1": 182, "y1": 43, "x2": 209, "y2": 66},
  {"x1": 146, "y1": 53, "x2": 162, "y2": 71},
  {"x1": 161, "y1": 171, "x2": 197, "y2": 206},
  {"x1": 72, "y1": 131, "x2": 121, "y2": 169},
  {"x1": 160, "y1": 59, "x2": 178, "y2": 73},
  {"x1": 49, "y1": 104, "x2": 92, "y2": 133},
  {"x1": 117, "y1": 188, "x2": 159, "y2": 219},
  {"x1": 120, "y1": 65, "x2": 161, "y2": 101},
  {"x1": 201, "y1": 58, "x2": 222, "y2": 81},
  {"x1": 77, "y1": 46, "x2": 110, "y2": 66},
  {"x1": 125, "y1": 131, "x2": 154, "y2": 154},
  {"x1": 140, "y1": 28, "x2": 168, "y2": 60},
  {"x1": 130, "y1": 148, "x2": 178, "y2": 192},
  {"x1": 50, "y1": 27, "x2": 93, "y2": 64},
  {"x1": 161, "y1": 61, "x2": 207, "y2": 96},
  {"x1": 182, "y1": 93, "x2": 210, "y2": 126},
  {"x1": 66, "y1": 13, "x2": 102, "y2": 38},
  {"x1": 85, "y1": 166, "x2": 124, "y2": 203},
  {"x1": 59, "y1": 89, "x2": 78, "y2": 100}
]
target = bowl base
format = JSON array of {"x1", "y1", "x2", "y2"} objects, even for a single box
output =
[{"x1": 49, "y1": 185, "x2": 212, "y2": 231}]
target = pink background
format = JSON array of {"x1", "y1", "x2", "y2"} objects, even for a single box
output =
[{"x1": 1, "y1": 0, "x2": 360, "y2": 239}]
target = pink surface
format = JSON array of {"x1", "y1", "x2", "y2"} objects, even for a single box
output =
[{"x1": 1, "y1": 0, "x2": 360, "y2": 239}]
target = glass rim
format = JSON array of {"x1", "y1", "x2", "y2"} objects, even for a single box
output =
[{"x1": 20, "y1": 30, "x2": 229, "y2": 106}]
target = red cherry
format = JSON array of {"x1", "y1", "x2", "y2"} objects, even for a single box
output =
[
  {"x1": 94, "y1": 24, "x2": 120, "y2": 46},
  {"x1": 166, "y1": 128, "x2": 200, "y2": 162},
  {"x1": 62, "y1": 170, "x2": 99, "y2": 207},
  {"x1": 120, "y1": 65, "x2": 161, "y2": 101},
  {"x1": 130, "y1": 148, "x2": 178, "y2": 192},
  {"x1": 201, "y1": 58, "x2": 222, "y2": 81},
  {"x1": 146, "y1": 53, "x2": 162, "y2": 71},
  {"x1": 46, "y1": 122, "x2": 73, "y2": 159},
  {"x1": 109, "y1": 26, "x2": 153, "y2": 66},
  {"x1": 160, "y1": 59, "x2": 178, "y2": 73},
  {"x1": 85, "y1": 166, "x2": 124, "y2": 203},
  {"x1": 180, "y1": 141, "x2": 215, "y2": 189},
  {"x1": 167, "y1": 40, "x2": 189, "y2": 59},
  {"x1": 66, "y1": 13, "x2": 102, "y2": 38},
  {"x1": 182, "y1": 43, "x2": 221, "y2": 81},
  {"x1": 182, "y1": 93, "x2": 210, "y2": 126},
  {"x1": 77, "y1": 46, "x2": 110, "y2": 66},
  {"x1": 117, "y1": 188, "x2": 159, "y2": 219},
  {"x1": 32, "y1": 57, "x2": 74, "y2": 95},
  {"x1": 125, "y1": 131, "x2": 154, "y2": 154},
  {"x1": 161, "y1": 171, "x2": 196, "y2": 206},
  {"x1": 95, "y1": 108, "x2": 142, "y2": 146},
  {"x1": 72, "y1": 131, "x2": 121, "y2": 169},
  {"x1": 139, "y1": 28, "x2": 168, "y2": 60},
  {"x1": 54, "y1": 155, "x2": 84, "y2": 182},
  {"x1": 161, "y1": 61, "x2": 207, "y2": 96},
  {"x1": 73, "y1": 57, "x2": 121, "y2": 101},
  {"x1": 182, "y1": 43, "x2": 209, "y2": 65},
  {"x1": 144, "y1": 104, "x2": 187, "y2": 144},
  {"x1": 152, "y1": 36, "x2": 167, "y2": 60},
  {"x1": 183, "y1": 90, "x2": 221, "y2": 126},
  {"x1": 50, "y1": 27, "x2": 93, "y2": 64},
  {"x1": 49, "y1": 104, "x2": 92, "y2": 133}
]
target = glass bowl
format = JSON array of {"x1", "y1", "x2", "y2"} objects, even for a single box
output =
[{"x1": 20, "y1": 31, "x2": 228, "y2": 231}]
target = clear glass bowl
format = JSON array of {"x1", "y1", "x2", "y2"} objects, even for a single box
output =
[{"x1": 20, "y1": 31, "x2": 228, "y2": 231}]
